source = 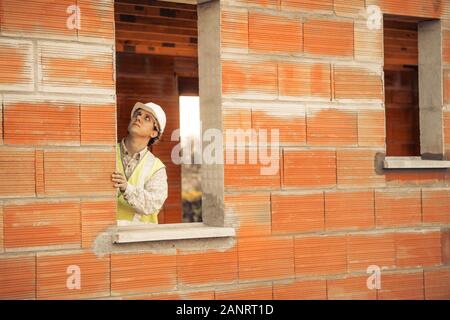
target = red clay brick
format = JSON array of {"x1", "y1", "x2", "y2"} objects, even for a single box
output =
[
  {"x1": 354, "y1": 19, "x2": 383, "y2": 62},
  {"x1": 346, "y1": 233, "x2": 396, "y2": 272},
  {"x1": 37, "y1": 251, "x2": 110, "y2": 299},
  {"x1": 222, "y1": 60, "x2": 277, "y2": 96},
  {"x1": 337, "y1": 149, "x2": 385, "y2": 188},
  {"x1": 152, "y1": 142, "x2": 180, "y2": 183},
  {"x1": 0, "y1": 255, "x2": 36, "y2": 300},
  {"x1": 273, "y1": 279, "x2": 327, "y2": 300},
  {"x1": 215, "y1": 283, "x2": 273, "y2": 300},
  {"x1": 0, "y1": 106, "x2": 2, "y2": 146},
  {"x1": 442, "y1": 230, "x2": 450, "y2": 264},
  {"x1": 35, "y1": 150, "x2": 44, "y2": 196},
  {"x1": 247, "y1": 0, "x2": 279, "y2": 9},
  {"x1": 444, "y1": 111, "x2": 450, "y2": 147},
  {"x1": 445, "y1": 70, "x2": 450, "y2": 104},
  {"x1": 121, "y1": 292, "x2": 179, "y2": 300},
  {"x1": 283, "y1": 149, "x2": 336, "y2": 188},
  {"x1": 151, "y1": 140, "x2": 179, "y2": 163},
  {"x1": 153, "y1": 101, "x2": 179, "y2": 143},
  {"x1": 4, "y1": 200, "x2": 81, "y2": 250},
  {"x1": 223, "y1": 108, "x2": 251, "y2": 137},
  {"x1": 0, "y1": 39, "x2": 33, "y2": 90},
  {"x1": 252, "y1": 107, "x2": 306, "y2": 146},
  {"x1": 224, "y1": 147, "x2": 281, "y2": 190},
  {"x1": 155, "y1": 208, "x2": 166, "y2": 224},
  {"x1": 271, "y1": 192, "x2": 324, "y2": 234},
  {"x1": 0, "y1": 0, "x2": 76, "y2": 38},
  {"x1": 0, "y1": 147, "x2": 35, "y2": 197},
  {"x1": 334, "y1": 65, "x2": 383, "y2": 100},
  {"x1": 307, "y1": 109, "x2": 358, "y2": 146},
  {"x1": 0, "y1": 203, "x2": 3, "y2": 252},
  {"x1": 238, "y1": 236, "x2": 294, "y2": 281},
  {"x1": 334, "y1": 0, "x2": 365, "y2": 16},
  {"x1": 224, "y1": 193, "x2": 271, "y2": 237},
  {"x1": 395, "y1": 232, "x2": 442, "y2": 268},
  {"x1": 358, "y1": 110, "x2": 385, "y2": 147},
  {"x1": 111, "y1": 252, "x2": 177, "y2": 296},
  {"x1": 304, "y1": 18, "x2": 354, "y2": 57},
  {"x1": 278, "y1": 62, "x2": 331, "y2": 99},
  {"x1": 294, "y1": 235, "x2": 346, "y2": 276},
  {"x1": 325, "y1": 190, "x2": 375, "y2": 231},
  {"x1": 221, "y1": 9, "x2": 248, "y2": 50},
  {"x1": 165, "y1": 183, "x2": 182, "y2": 207},
  {"x1": 281, "y1": 0, "x2": 333, "y2": 13},
  {"x1": 177, "y1": 248, "x2": 238, "y2": 286},
  {"x1": 3, "y1": 101, "x2": 80, "y2": 145},
  {"x1": 422, "y1": 189, "x2": 450, "y2": 224},
  {"x1": 124, "y1": 290, "x2": 214, "y2": 300},
  {"x1": 122, "y1": 291, "x2": 175, "y2": 300},
  {"x1": 78, "y1": 0, "x2": 115, "y2": 41},
  {"x1": 44, "y1": 149, "x2": 115, "y2": 197},
  {"x1": 376, "y1": 0, "x2": 442, "y2": 18},
  {"x1": 377, "y1": 271, "x2": 424, "y2": 300},
  {"x1": 163, "y1": 202, "x2": 181, "y2": 224},
  {"x1": 375, "y1": 189, "x2": 421, "y2": 227},
  {"x1": 81, "y1": 199, "x2": 116, "y2": 249},
  {"x1": 386, "y1": 170, "x2": 447, "y2": 187},
  {"x1": 327, "y1": 275, "x2": 377, "y2": 300},
  {"x1": 424, "y1": 268, "x2": 450, "y2": 300},
  {"x1": 161, "y1": 205, "x2": 182, "y2": 224},
  {"x1": 444, "y1": 30, "x2": 450, "y2": 65},
  {"x1": 80, "y1": 104, "x2": 116, "y2": 145},
  {"x1": 172, "y1": 290, "x2": 215, "y2": 300},
  {"x1": 249, "y1": 11, "x2": 302, "y2": 54},
  {"x1": 383, "y1": 27, "x2": 416, "y2": 64},
  {"x1": 38, "y1": 42, "x2": 114, "y2": 94}
]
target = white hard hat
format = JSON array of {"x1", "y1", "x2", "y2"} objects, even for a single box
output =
[{"x1": 131, "y1": 102, "x2": 166, "y2": 136}]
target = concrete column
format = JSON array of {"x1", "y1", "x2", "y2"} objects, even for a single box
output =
[
  {"x1": 419, "y1": 19, "x2": 444, "y2": 159},
  {"x1": 198, "y1": 0, "x2": 225, "y2": 226}
]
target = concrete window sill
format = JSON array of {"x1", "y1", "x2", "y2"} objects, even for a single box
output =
[
  {"x1": 113, "y1": 222, "x2": 235, "y2": 244},
  {"x1": 383, "y1": 156, "x2": 450, "y2": 169}
]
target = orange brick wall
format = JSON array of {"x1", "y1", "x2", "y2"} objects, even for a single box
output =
[
  {"x1": 0, "y1": 0, "x2": 450, "y2": 300},
  {"x1": 0, "y1": 0, "x2": 117, "y2": 300},
  {"x1": 220, "y1": 0, "x2": 450, "y2": 300}
]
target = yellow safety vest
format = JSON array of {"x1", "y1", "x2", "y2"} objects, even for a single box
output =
[{"x1": 116, "y1": 143, "x2": 166, "y2": 224}]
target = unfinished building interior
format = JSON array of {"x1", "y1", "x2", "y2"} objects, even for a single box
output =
[{"x1": 116, "y1": 0, "x2": 200, "y2": 224}]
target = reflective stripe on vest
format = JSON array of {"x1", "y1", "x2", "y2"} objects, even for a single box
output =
[{"x1": 116, "y1": 143, "x2": 165, "y2": 224}]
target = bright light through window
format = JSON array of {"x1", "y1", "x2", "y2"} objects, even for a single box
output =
[
  {"x1": 179, "y1": 96, "x2": 200, "y2": 143},
  {"x1": 179, "y1": 95, "x2": 202, "y2": 223}
]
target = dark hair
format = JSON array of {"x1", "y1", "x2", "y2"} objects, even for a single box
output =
[
  {"x1": 148, "y1": 135, "x2": 160, "y2": 146},
  {"x1": 147, "y1": 128, "x2": 161, "y2": 146}
]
